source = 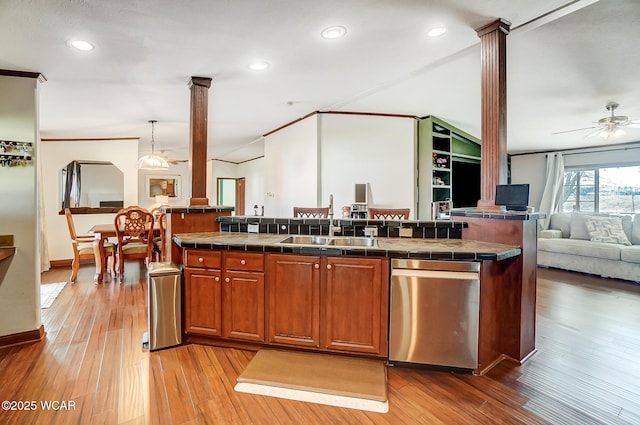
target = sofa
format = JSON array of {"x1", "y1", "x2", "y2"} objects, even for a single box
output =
[{"x1": 538, "y1": 212, "x2": 640, "y2": 282}]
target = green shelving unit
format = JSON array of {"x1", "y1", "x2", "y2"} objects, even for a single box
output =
[{"x1": 417, "y1": 116, "x2": 481, "y2": 219}]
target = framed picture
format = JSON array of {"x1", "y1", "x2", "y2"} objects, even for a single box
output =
[
  {"x1": 146, "y1": 175, "x2": 180, "y2": 199},
  {"x1": 431, "y1": 200, "x2": 452, "y2": 219}
]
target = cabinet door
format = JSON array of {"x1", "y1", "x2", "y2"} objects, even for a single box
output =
[
  {"x1": 322, "y1": 257, "x2": 389, "y2": 355},
  {"x1": 184, "y1": 267, "x2": 222, "y2": 336},
  {"x1": 223, "y1": 271, "x2": 265, "y2": 342},
  {"x1": 267, "y1": 254, "x2": 321, "y2": 348}
]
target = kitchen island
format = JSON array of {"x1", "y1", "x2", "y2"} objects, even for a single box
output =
[{"x1": 173, "y1": 230, "x2": 524, "y2": 375}]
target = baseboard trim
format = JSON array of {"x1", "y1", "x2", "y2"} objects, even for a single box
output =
[
  {"x1": 0, "y1": 325, "x2": 45, "y2": 348},
  {"x1": 49, "y1": 259, "x2": 71, "y2": 268},
  {"x1": 50, "y1": 258, "x2": 96, "y2": 268}
]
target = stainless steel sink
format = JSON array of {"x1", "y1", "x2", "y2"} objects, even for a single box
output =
[
  {"x1": 279, "y1": 236, "x2": 330, "y2": 245},
  {"x1": 328, "y1": 237, "x2": 378, "y2": 247},
  {"x1": 278, "y1": 235, "x2": 378, "y2": 248}
]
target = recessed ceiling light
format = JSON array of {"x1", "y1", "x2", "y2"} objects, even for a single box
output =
[
  {"x1": 321, "y1": 26, "x2": 347, "y2": 39},
  {"x1": 248, "y1": 61, "x2": 269, "y2": 71},
  {"x1": 427, "y1": 27, "x2": 447, "y2": 37},
  {"x1": 69, "y1": 40, "x2": 95, "y2": 51}
]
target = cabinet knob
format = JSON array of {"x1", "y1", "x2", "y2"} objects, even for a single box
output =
[
  {"x1": 314, "y1": 263, "x2": 319, "y2": 269},
  {"x1": 225, "y1": 277, "x2": 230, "y2": 283},
  {"x1": 198, "y1": 257, "x2": 204, "y2": 263},
  {"x1": 214, "y1": 277, "x2": 220, "y2": 282},
  {"x1": 326, "y1": 264, "x2": 332, "y2": 270},
  {"x1": 240, "y1": 259, "x2": 246, "y2": 265}
]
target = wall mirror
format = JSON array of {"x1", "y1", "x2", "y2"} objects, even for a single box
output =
[
  {"x1": 146, "y1": 175, "x2": 180, "y2": 199},
  {"x1": 59, "y1": 160, "x2": 124, "y2": 213}
]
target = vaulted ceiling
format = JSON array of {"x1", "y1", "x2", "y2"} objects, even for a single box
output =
[{"x1": 1, "y1": 0, "x2": 638, "y2": 163}]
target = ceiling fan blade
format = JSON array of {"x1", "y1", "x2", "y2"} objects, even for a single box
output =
[
  {"x1": 552, "y1": 125, "x2": 599, "y2": 135},
  {"x1": 627, "y1": 120, "x2": 640, "y2": 128},
  {"x1": 583, "y1": 127, "x2": 605, "y2": 139}
]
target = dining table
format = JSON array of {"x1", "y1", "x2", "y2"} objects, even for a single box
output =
[{"x1": 89, "y1": 222, "x2": 160, "y2": 284}]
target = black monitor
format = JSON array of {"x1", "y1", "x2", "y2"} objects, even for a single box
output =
[{"x1": 495, "y1": 184, "x2": 529, "y2": 211}]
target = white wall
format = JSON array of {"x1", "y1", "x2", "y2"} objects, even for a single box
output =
[
  {"x1": 0, "y1": 74, "x2": 41, "y2": 336},
  {"x1": 259, "y1": 113, "x2": 417, "y2": 218},
  {"x1": 264, "y1": 115, "x2": 319, "y2": 217},
  {"x1": 319, "y1": 114, "x2": 416, "y2": 218},
  {"x1": 238, "y1": 157, "x2": 265, "y2": 215},
  {"x1": 510, "y1": 153, "x2": 546, "y2": 209},
  {"x1": 41, "y1": 139, "x2": 139, "y2": 261}
]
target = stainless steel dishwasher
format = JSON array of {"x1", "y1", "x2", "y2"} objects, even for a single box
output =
[{"x1": 389, "y1": 259, "x2": 480, "y2": 369}]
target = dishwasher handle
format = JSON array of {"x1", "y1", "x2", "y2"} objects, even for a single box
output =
[
  {"x1": 391, "y1": 259, "x2": 480, "y2": 273},
  {"x1": 391, "y1": 268, "x2": 479, "y2": 280}
]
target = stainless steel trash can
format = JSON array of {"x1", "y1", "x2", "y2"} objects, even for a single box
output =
[{"x1": 147, "y1": 262, "x2": 182, "y2": 351}]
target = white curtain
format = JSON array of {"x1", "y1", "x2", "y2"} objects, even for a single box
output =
[{"x1": 538, "y1": 153, "x2": 564, "y2": 230}]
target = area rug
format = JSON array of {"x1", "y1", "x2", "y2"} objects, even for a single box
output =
[
  {"x1": 234, "y1": 349, "x2": 388, "y2": 413},
  {"x1": 40, "y1": 282, "x2": 67, "y2": 309}
]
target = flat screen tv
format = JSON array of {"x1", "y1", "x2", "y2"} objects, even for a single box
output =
[{"x1": 495, "y1": 184, "x2": 529, "y2": 211}]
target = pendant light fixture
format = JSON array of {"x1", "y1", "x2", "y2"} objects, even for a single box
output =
[{"x1": 137, "y1": 120, "x2": 170, "y2": 170}]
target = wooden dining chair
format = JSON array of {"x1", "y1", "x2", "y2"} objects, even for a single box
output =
[
  {"x1": 368, "y1": 207, "x2": 410, "y2": 220},
  {"x1": 293, "y1": 207, "x2": 330, "y2": 218},
  {"x1": 114, "y1": 207, "x2": 155, "y2": 279},
  {"x1": 150, "y1": 207, "x2": 167, "y2": 262},
  {"x1": 65, "y1": 208, "x2": 116, "y2": 282}
]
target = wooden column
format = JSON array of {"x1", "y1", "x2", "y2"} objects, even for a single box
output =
[
  {"x1": 189, "y1": 76, "x2": 212, "y2": 206},
  {"x1": 476, "y1": 19, "x2": 510, "y2": 204}
]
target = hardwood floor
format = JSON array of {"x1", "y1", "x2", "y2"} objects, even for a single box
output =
[{"x1": 1, "y1": 264, "x2": 640, "y2": 424}]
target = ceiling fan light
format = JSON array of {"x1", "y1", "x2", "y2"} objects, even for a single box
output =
[
  {"x1": 611, "y1": 127, "x2": 626, "y2": 138},
  {"x1": 599, "y1": 126, "x2": 626, "y2": 140}
]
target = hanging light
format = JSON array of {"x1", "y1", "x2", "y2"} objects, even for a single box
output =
[
  {"x1": 599, "y1": 125, "x2": 626, "y2": 140},
  {"x1": 137, "y1": 120, "x2": 170, "y2": 170}
]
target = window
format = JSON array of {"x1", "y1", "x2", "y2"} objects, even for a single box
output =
[{"x1": 563, "y1": 164, "x2": 640, "y2": 213}]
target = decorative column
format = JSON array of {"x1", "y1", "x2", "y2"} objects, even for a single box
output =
[
  {"x1": 188, "y1": 76, "x2": 212, "y2": 206},
  {"x1": 476, "y1": 19, "x2": 510, "y2": 204}
]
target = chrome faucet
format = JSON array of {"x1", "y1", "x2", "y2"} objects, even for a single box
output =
[{"x1": 328, "y1": 194, "x2": 341, "y2": 237}]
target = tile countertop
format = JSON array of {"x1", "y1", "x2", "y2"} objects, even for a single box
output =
[{"x1": 173, "y1": 232, "x2": 521, "y2": 261}]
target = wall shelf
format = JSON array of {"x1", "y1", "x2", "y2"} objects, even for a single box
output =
[
  {"x1": 418, "y1": 116, "x2": 481, "y2": 219},
  {"x1": 1, "y1": 141, "x2": 33, "y2": 167}
]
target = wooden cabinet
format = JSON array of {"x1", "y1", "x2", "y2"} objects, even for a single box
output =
[
  {"x1": 223, "y1": 252, "x2": 265, "y2": 342},
  {"x1": 267, "y1": 254, "x2": 321, "y2": 348},
  {"x1": 267, "y1": 254, "x2": 389, "y2": 356},
  {"x1": 184, "y1": 251, "x2": 222, "y2": 336},
  {"x1": 184, "y1": 249, "x2": 389, "y2": 357},
  {"x1": 183, "y1": 249, "x2": 265, "y2": 342},
  {"x1": 323, "y1": 256, "x2": 388, "y2": 355}
]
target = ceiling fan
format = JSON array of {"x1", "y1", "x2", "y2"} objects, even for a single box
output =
[
  {"x1": 553, "y1": 102, "x2": 640, "y2": 140},
  {"x1": 159, "y1": 149, "x2": 189, "y2": 166}
]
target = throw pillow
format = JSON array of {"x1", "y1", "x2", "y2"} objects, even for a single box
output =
[
  {"x1": 569, "y1": 212, "x2": 591, "y2": 240},
  {"x1": 585, "y1": 216, "x2": 632, "y2": 246},
  {"x1": 631, "y1": 214, "x2": 640, "y2": 245},
  {"x1": 549, "y1": 212, "x2": 571, "y2": 238}
]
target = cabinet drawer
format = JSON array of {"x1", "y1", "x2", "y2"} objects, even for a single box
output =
[
  {"x1": 224, "y1": 252, "x2": 264, "y2": 272},
  {"x1": 184, "y1": 249, "x2": 222, "y2": 269}
]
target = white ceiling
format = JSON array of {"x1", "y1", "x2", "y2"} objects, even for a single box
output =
[{"x1": 1, "y1": 0, "x2": 639, "y2": 163}]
